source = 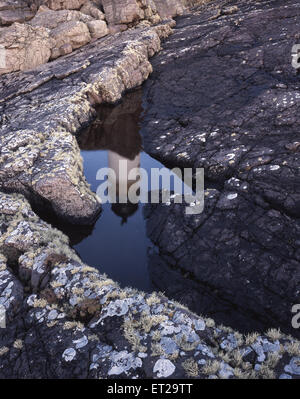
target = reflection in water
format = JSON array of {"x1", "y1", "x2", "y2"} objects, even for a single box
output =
[
  {"x1": 76, "y1": 89, "x2": 188, "y2": 292},
  {"x1": 78, "y1": 89, "x2": 143, "y2": 225},
  {"x1": 108, "y1": 152, "x2": 140, "y2": 224},
  {"x1": 75, "y1": 89, "x2": 156, "y2": 291},
  {"x1": 72, "y1": 89, "x2": 296, "y2": 335},
  {"x1": 78, "y1": 89, "x2": 143, "y2": 156},
  {"x1": 112, "y1": 202, "x2": 139, "y2": 225}
]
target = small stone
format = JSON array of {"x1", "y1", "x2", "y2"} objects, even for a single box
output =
[
  {"x1": 73, "y1": 335, "x2": 88, "y2": 349},
  {"x1": 153, "y1": 359, "x2": 176, "y2": 378},
  {"x1": 193, "y1": 319, "x2": 205, "y2": 331},
  {"x1": 62, "y1": 348, "x2": 76, "y2": 362},
  {"x1": 48, "y1": 309, "x2": 58, "y2": 320},
  {"x1": 284, "y1": 357, "x2": 300, "y2": 376},
  {"x1": 87, "y1": 20, "x2": 108, "y2": 39},
  {"x1": 227, "y1": 193, "x2": 238, "y2": 200},
  {"x1": 279, "y1": 373, "x2": 292, "y2": 379}
]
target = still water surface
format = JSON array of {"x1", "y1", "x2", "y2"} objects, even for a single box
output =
[
  {"x1": 75, "y1": 89, "x2": 183, "y2": 291},
  {"x1": 71, "y1": 89, "x2": 298, "y2": 337}
]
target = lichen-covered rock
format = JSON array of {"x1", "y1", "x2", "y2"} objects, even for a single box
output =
[
  {"x1": 0, "y1": 191, "x2": 299, "y2": 378},
  {"x1": 0, "y1": 0, "x2": 299, "y2": 380},
  {"x1": 0, "y1": 254, "x2": 23, "y2": 323},
  {"x1": 0, "y1": 127, "x2": 101, "y2": 224},
  {"x1": 0, "y1": 23, "x2": 172, "y2": 223}
]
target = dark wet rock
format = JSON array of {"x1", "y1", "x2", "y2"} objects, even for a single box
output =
[
  {"x1": 0, "y1": 254, "x2": 23, "y2": 323},
  {"x1": 144, "y1": 183, "x2": 300, "y2": 338},
  {"x1": 147, "y1": 252, "x2": 273, "y2": 336},
  {"x1": 0, "y1": 22, "x2": 173, "y2": 224},
  {"x1": 0, "y1": 191, "x2": 299, "y2": 378},
  {"x1": 142, "y1": 0, "x2": 300, "y2": 217},
  {"x1": 140, "y1": 0, "x2": 300, "y2": 338}
]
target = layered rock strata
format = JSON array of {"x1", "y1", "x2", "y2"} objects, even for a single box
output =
[
  {"x1": 0, "y1": 23, "x2": 173, "y2": 223},
  {"x1": 0, "y1": 0, "x2": 210, "y2": 73}
]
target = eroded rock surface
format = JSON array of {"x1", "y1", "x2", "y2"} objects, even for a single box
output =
[
  {"x1": 0, "y1": 5, "x2": 109, "y2": 72},
  {"x1": 142, "y1": 0, "x2": 300, "y2": 217},
  {"x1": 0, "y1": 0, "x2": 299, "y2": 379},
  {"x1": 0, "y1": 23, "x2": 172, "y2": 223},
  {"x1": 0, "y1": 1, "x2": 35, "y2": 26},
  {"x1": 145, "y1": 183, "x2": 300, "y2": 338},
  {"x1": 141, "y1": 0, "x2": 300, "y2": 336},
  {"x1": 101, "y1": 0, "x2": 208, "y2": 32},
  {"x1": 0, "y1": 192, "x2": 299, "y2": 378},
  {"x1": 0, "y1": 0, "x2": 208, "y2": 73},
  {"x1": 0, "y1": 21, "x2": 52, "y2": 73}
]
